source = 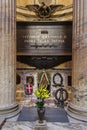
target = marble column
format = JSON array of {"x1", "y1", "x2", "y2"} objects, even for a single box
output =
[
  {"x1": 67, "y1": 0, "x2": 87, "y2": 121},
  {"x1": 0, "y1": 0, "x2": 20, "y2": 117}
]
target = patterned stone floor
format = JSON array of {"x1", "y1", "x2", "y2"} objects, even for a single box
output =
[
  {"x1": 1, "y1": 99, "x2": 87, "y2": 130},
  {"x1": 1, "y1": 121, "x2": 87, "y2": 130}
]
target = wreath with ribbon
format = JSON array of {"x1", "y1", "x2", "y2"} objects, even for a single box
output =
[
  {"x1": 38, "y1": 71, "x2": 51, "y2": 86},
  {"x1": 55, "y1": 88, "x2": 68, "y2": 102},
  {"x1": 53, "y1": 73, "x2": 63, "y2": 87}
]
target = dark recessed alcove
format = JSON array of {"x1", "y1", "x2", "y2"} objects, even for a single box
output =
[{"x1": 17, "y1": 56, "x2": 71, "y2": 69}]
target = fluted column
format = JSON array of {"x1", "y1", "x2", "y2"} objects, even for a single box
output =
[
  {"x1": 68, "y1": 0, "x2": 87, "y2": 121},
  {"x1": 0, "y1": 0, "x2": 19, "y2": 117}
]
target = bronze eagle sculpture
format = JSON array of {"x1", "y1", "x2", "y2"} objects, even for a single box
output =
[{"x1": 26, "y1": 2, "x2": 64, "y2": 18}]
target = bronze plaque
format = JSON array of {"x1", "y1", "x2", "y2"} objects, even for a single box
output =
[{"x1": 17, "y1": 21, "x2": 72, "y2": 55}]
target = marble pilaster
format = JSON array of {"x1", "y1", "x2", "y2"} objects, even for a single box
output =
[
  {"x1": 67, "y1": 0, "x2": 87, "y2": 121},
  {"x1": 0, "y1": 0, "x2": 19, "y2": 117}
]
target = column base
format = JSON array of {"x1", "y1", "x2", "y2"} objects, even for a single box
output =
[
  {"x1": 0, "y1": 102, "x2": 20, "y2": 118},
  {"x1": 67, "y1": 103, "x2": 87, "y2": 121}
]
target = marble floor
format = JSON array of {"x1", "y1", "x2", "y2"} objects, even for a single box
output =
[
  {"x1": 1, "y1": 121, "x2": 87, "y2": 130},
  {"x1": 1, "y1": 101, "x2": 87, "y2": 130}
]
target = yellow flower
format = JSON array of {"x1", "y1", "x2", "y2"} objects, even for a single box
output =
[{"x1": 34, "y1": 85, "x2": 50, "y2": 99}]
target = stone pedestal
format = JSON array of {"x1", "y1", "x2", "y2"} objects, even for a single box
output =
[
  {"x1": 67, "y1": 0, "x2": 87, "y2": 121},
  {"x1": 0, "y1": 0, "x2": 20, "y2": 117},
  {"x1": 35, "y1": 120, "x2": 47, "y2": 130}
]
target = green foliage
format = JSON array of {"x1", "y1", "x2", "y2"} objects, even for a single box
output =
[{"x1": 36, "y1": 99, "x2": 44, "y2": 108}]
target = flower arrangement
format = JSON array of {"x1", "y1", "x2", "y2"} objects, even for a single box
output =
[{"x1": 34, "y1": 85, "x2": 50, "y2": 107}]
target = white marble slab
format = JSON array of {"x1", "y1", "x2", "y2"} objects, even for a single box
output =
[{"x1": 1, "y1": 121, "x2": 87, "y2": 130}]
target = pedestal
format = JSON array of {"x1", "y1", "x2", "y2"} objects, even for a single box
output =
[{"x1": 35, "y1": 120, "x2": 47, "y2": 130}]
